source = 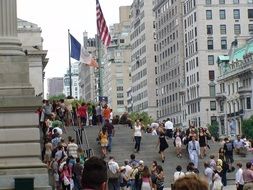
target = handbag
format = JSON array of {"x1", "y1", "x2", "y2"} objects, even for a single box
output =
[{"x1": 63, "y1": 176, "x2": 70, "y2": 186}]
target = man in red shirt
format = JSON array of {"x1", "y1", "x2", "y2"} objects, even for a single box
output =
[{"x1": 78, "y1": 103, "x2": 87, "y2": 127}]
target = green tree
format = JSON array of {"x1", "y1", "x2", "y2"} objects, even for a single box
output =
[
  {"x1": 48, "y1": 94, "x2": 65, "y2": 101},
  {"x1": 208, "y1": 121, "x2": 219, "y2": 141},
  {"x1": 129, "y1": 112, "x2": 153, "y2": 128},
  {"x1": 242, "y1": 115, "x2": 253, "y2": 139}
]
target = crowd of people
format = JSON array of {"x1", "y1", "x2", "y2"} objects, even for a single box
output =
[{"x1": 38, "y1": 98, "x2": 253, "y2": 190}]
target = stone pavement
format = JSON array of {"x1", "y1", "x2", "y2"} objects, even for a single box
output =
[{"x1": 65, "y1": 124, "x2": 251, "y2": 188}]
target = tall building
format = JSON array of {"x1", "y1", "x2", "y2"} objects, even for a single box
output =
[
  {"x1": 17, "y1": 18, "x2": 48, "y2": 97},
  {"x1": 79, "y1": 32, "x2": 98, "y2": 102},
  {"x1": 130, "y1": 0, "x2": 157, "y2": 119},
  {"x1": 102, "y1": 6, "x2": 132, "y2": 115},
  {"x1": 181, "y1": 0, "x2": 253, "y2": 128},
  {"x1": 153, "y1": 0, "x2": 185, "y2": 126},
  {"x1": 47, "y1": 77, "x2": 64, "y2": 97},
  {"x1": 216, "y1": 38, "x2": 253, "y2": 136},
  {"x1": 63, "y1": 62, "x2": 80, "y2": 99}
]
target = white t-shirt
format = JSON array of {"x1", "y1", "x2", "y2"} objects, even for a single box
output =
[
  {"x1": 152, "y1": 129, "x2": 158, "y2": 136},
  {"x1": 134, "y1": 125, "x2": 142, "y2": 137},
  {"x1": 165, "y1": 120, "x2": 173, "y2": 130},
  {"x1": 108, "y1": 160, "x2": 119, "y2": 174},
  {"x1": 174, "y1": 171, "x2": 185, "y2": 181}
]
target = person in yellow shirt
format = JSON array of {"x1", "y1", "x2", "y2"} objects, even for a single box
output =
[{"x1": 99, "y1": 127, "x2": 108, "y2": 158}]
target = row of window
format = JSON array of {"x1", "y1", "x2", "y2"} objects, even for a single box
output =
[
  {"x1": 157, "y1": 55, "x2": 178, "y2": 74},
  {"x1": 158, "y1": 79, "x2": 180, "y2": 96},
  {"x1": 132, "y1": 57, "x2": 146, "y2": 72},
  {"x1": 132, "y1": 68, "x2": 147, "y2": 83},
  {"x1": 186, "y1": 57, "x2": 198, "y2": 72},
  {"x1": 157, "y1": 66, "x2": 180, "y2": 85},
  {"x1": 132, "y1": 79, "x2": 147, "y2": 93},
  {"x1": 131, "y1": 45, "x2": 146, "y2": 63},
  {"x1": 187, "y1": 72, "x2": 199, "y2": 86},
  {"x1": 157, "y1": 93, "x2": 179, "y2": 106},
  {"x1": 154, "y1": 0, "x2": 177, "y2": 19},
  {"x1": 157, "y1": 103, "x2": 181, "y2": 118},
  {"x1": 207, "y1": 38, "x2": 227, "y2": 50},
  {"x1": 133, "y1": 100, "x2": 148, "y2": 112},
  {"x1": 132, "y1": 90, "x2": 148, "y2": 102},
  {"x1": 206, "y1": 0, "x2": 253, "y2": 5},
  {"x1": 206, "y1": 9, "x2": 253, "y2": 20}
]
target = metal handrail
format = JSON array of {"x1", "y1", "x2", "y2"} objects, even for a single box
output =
[{"x1": 73, "y1": 126, "x2": 94, "y2": 158}]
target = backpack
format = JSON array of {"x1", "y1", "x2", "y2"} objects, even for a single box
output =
[
  {"x1": 225, "y1": 142, "x2": 233, "y2": 152},
  {"x1": 135, "y1": 170, "x2": 143, "y2": 190}
]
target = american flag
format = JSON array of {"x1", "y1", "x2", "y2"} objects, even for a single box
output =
[{"x1": 96, "y1": 0, "x2": 111, "y2": 47}]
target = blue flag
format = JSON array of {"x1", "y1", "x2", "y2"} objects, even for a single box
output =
[{"x1": 70, "y1": 34, "x2": 81, "y2": 61}]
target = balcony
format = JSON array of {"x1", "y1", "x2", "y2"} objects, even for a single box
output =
[
  {"x1": 238, "y1": 86, "x2": 252, "y2": 94},
  {"x1": 215, "y1": 92, "x2": 226, "y2": 100}
]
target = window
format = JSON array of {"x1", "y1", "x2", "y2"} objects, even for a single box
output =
[
  {"x1": 207, "y1": 40, "x2": 213, "y2": 49},
  {"x1": 219, "y1": 10, "x2": 226, "y2": 19},
  {"x1": 206, "y1": 10, "x2": 212, "y2": 20},
  {"x1": 117, "y1": 93, "x2": 124, "y2": 98},
  {"x1": 233, "y1": 9, "x2": 240, "y2": 19},
  {"x1": 117, "y1": 86, "x2": 123, "y2": 91},
  {"x1": 249, "y1": 24, "x2": 253, "y2": 33},
  {"x1": 209, "y1": 70, "x2": 215, "y2": 80},
  {"x1": 211, "y1": 116, "x2": 217, "y2": 125},
  {"x1": 233, "y1": 0, "x2": 239, "y2": 3},
  {"x1": 249, "y1": 0, "x2": 253, "y2": 3},
  {"x1": 221, "y1": 39, "x2": 227, "y2": 49},
  {"x1": 248, "y1": 9, "x2": 253, "y2": 18},
  {"x1": 208, "y1": 55, "x2": 214, "y2": 65},
  {"x1": 220, "y1": 25, "x2": 226, "y2": 34},
  {"x1": 206, "y1": 0, "x2": 212, "y2": 4},
  {"x1": 207, "y1": 25, "x2": 213, "y2": 35},
  {"x1": 234, "y1": 24, "x2": 241, "y2": 35},
  {"x1": 210, "y1": 101, "x2": 216, "y2": 111},
  {"x1": 219, "y1": 0, "x2": 225, "y2": 4},
  {"x1": 209, "y1": 85, "x2": 216, "y2": 97},
  {"x1": 117, "y1": 100, "x2": 124, "y2": 105},
  {"x1": 247, "y1": 97, "x2": 251, "y2": 109}
]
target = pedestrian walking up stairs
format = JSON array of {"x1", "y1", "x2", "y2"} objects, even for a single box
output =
[{"x1": 80, "y1": 125, "x2": 251, "y2": 188}]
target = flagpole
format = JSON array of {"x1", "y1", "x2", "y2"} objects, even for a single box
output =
[{"x1": 68, "y1": 29, "x2": 72, "y2": 98}]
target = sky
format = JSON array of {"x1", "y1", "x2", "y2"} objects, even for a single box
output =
[{"x1": 17, "y1": 0, "x2": 133, "y2": 79}]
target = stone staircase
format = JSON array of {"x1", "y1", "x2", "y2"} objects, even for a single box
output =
[{"x1": 67, "y1": 125, "x2": 252, "y2": 188}]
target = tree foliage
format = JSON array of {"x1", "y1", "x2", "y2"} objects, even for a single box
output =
[
  {"x1": 129, "y1": 112, "x2": 153, "y2": 128},
  {"x1": 48, "y1": 94, "x2": 66, "y2": 101},
  {"x1": 208, "y1": 121, "x2": 219, "y2": 140},
  {"x1": 242, "y1": 115, "x2": 253, "y2": 139}
]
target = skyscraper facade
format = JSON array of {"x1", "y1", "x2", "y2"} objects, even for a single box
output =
[{"x1": 130, "y1": 0, "x2": 157, "y2": 119}]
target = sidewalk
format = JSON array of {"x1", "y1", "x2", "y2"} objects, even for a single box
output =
[{"x1": 164, "y1": 185, "x2": 236, "y2": 190}]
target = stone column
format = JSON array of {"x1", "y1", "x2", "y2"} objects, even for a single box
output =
[
  {"x1": 0, "y1": 0, "x2": 51, "y2": 189},
  {"x1": 0, "y1": 0, "x2": 34, "y2": 96},
  {"x1": 0, "y1": 0, "x2": 23, "y2": 55}
]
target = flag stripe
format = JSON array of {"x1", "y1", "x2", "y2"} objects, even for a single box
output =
[{"x1": 96, "y1": 0, "x2": 111, "y2": 47}]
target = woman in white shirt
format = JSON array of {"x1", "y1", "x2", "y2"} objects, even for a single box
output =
[{"x1": 133, "y1": 119, "x2": 143, "y2": 153}]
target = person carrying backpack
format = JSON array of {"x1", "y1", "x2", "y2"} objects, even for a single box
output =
[{"x1": 223, "y1": 137, "x2": 235, "y2": 172}]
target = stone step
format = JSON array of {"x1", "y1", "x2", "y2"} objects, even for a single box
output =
[{"x1": 66, "y1": 125, "x2": 252, "y2": 187}]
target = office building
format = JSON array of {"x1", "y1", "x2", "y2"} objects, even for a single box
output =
[
  {"x1": 153, "y1": 0, "x2": 185, "y2": 126},
  {"x1": 79, "y1": 32, "x2": 98, "y2": 102},
  {"x1": 47, "y1": 77, "x2": 64, "y2": 97},
  {"x1": 130, "y1": 0, "x2": 157, "y2": 119},
  {"x1": 103, "y1": 6, "x2": 132, "y2": 114}
]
